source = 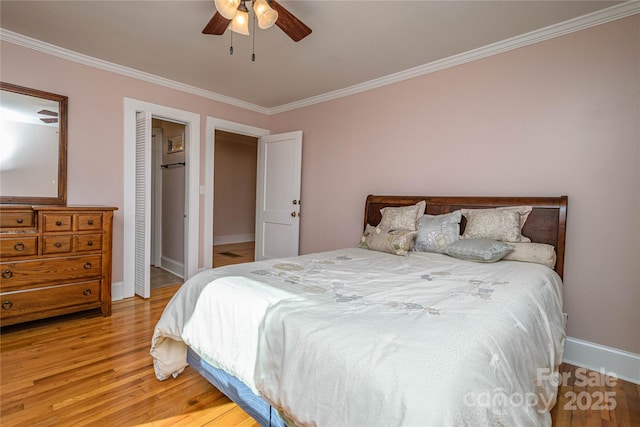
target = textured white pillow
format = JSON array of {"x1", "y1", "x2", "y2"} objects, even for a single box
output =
[
  {"x1": 461, "y1": 209, "x2": 521, "y2": 242},
  {"x1": 378, "y1": 200, "x2": 426, "y2": 232},
  {"x1": 461, "y1": 206, "x2": 533, "y2": 243},
  {"x1": 502, "y1": 242, "x2": 557, "y2": 269}
]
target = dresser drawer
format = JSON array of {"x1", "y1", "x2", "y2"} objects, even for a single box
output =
[
  {"x1": 0, "y1": 237, "x2": 38, "y2": 258},
  {"x1": 0, "y1": 255, "x2": 102, "y2": 293},
  {"x1": 0, "y1": 281, "x2": 101, "y2": 323},
  {"x1": 0, "y1": 212, "x2": 35, "y2": 230},
  {"x1": 43, "y1": 214, "x2": 73, "y2": 232},
  {"x1": 43, "y1": 235, "x2": 73, "y2": 254},
  {"x1": 77, "y1": 214, "x2": 103, "y2": 231},
  {"x1": 75, "y1": 234, "x2": 102, "y2": 252}
]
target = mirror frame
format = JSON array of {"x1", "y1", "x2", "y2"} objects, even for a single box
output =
[{"x1": 1, "y1": 82, "x2": 68, "y2": 205}]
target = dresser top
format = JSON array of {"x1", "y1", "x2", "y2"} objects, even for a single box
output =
[{"x1": 0, "y1": 205, "x2": 118, "y2": 211}]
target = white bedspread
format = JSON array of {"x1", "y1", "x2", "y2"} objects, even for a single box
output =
[{"x1": 151, "y1": 248, "x2": 565, "y2": 426}]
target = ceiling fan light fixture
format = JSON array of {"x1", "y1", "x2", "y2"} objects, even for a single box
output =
[
  {"x1": 253, "y1": 0, "x2": 278, "y2": 29},
  {"x1": 229, "y1": 6, "x2": 250, "y2": 35},
  {"x1": 214, "y1": 0, "x2": 241, "y2": 20}
]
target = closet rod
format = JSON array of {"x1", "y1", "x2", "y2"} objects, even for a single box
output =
[{"x1": 160, "y1": 162, "x2": 186, "y2": 168}]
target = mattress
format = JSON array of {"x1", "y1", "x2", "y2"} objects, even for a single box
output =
[{"x1": 151, "y1": 247, "x2": 565, "y2": 426}]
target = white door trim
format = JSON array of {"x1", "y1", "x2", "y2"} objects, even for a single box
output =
[
  {"x1": 123, "y1": 98, "x2": 200, "y2": 299},
  {"x1": 204, "y1": 117, "x2": 269, "y2": 270},
  {"x1": 151, "y1": 127, "x2": 163, "y2": 267}
]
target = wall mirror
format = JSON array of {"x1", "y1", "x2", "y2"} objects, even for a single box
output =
[{"x1": 0, "y1": 82, "x2": 67, "y2": 205}]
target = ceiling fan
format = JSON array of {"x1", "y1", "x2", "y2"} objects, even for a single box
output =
[{"x1": 202, "y1": 0, "x2": 312, "y2": 42}]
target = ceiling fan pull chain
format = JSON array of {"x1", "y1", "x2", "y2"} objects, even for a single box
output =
[
  {"x1": 229, "y1": 30, "x2": 234, "y2": 55},
  {"x1": 251, "y1": 11, "x2": 256, "y2": 61}
]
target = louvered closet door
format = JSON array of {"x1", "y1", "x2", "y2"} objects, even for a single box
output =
[{"x1": 135, "y1": 111, "x2": 151, "y2": 298}]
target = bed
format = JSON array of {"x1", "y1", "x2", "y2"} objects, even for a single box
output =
[{"x1": 151, "y1": 195, "x2": 568, "y2": 426}]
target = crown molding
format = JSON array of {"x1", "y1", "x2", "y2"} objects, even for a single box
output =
[
  {"x1": 269, "y1": 1, "x2": 640, "y2": 114},
  {"x1": 2, "y1": 1, "x2": 638, "y2": 116},
  {"x1": 0, "y1": 28, "x2": 270, "y2": 115}
]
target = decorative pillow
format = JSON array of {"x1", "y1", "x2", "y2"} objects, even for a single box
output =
[
  {"x1": 358, "y1": 224, "x2": 377, "y2": 249},
  {"x1": 497, "y1": 206, "x2": 533, "y2": 243},
  {"x1": 502, "y1": 242, "x2": 557, "y2": 269},
  {"x1": 378, "y1": 200, "x2": 426, "y2": 232},
  {"x1": 414, "y1": 210, "x2": 462, "y2": 253},
  {"x1": 444, "y1": 239, "x2": 514, "y2": 263},
  {"x1": 461, "y1": 208, "x2": 530, "y2": 243},
  {"x1": 363, "y1": 227, "x2": 417, "y2": 256}
]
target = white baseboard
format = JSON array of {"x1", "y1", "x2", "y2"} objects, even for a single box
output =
[
  {"x1": 564, "y1": 337, "x2": 640, "y2": 384},
  {"x1": 111, "y1": 257, "x2": 183, "y2": 301},
  {"x1": 213, "y1": 234, "x2": 255, "y2": 246},
  {"x1": 111, "y1": 281, "x2": 124, "y2": 301},
  {"x1": 161, "y1": 256, "x2": 184, "y2": 279}
]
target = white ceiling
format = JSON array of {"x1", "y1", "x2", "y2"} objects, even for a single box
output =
[{"x1": 0, "y1": 1, "x2": 625, "y2": 110}]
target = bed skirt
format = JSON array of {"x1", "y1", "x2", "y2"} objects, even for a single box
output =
[{"x1": 186, "y1": 346, "x2": 287, "y2": 427}]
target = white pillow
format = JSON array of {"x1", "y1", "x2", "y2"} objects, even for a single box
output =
[{"x1": 502, "y1": 242, "x2": 556, "y2": 269}]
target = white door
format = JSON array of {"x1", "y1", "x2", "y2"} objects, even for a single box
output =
[
  {"x1": 135, "y1": 111, "x2": 151, "y2": 298},
  {"x1": 255, "y1": 131, "x2": 302, "y2": 261}
]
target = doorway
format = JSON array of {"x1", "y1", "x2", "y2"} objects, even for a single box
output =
[
  {"x1": 150, "y1": 120, "x2": 186, "y2": 289},
  {"x1": 212, "y1": 130, "x2": 258, "y2": 267},
  {"x1": 203, "y1": 117, "x2": 269, "y2": 269},
  {"x1": 122, "y1": 98, "x2": 200, "y2": 300}
]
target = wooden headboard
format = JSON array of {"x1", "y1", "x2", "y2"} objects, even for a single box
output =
[{"x1": 364, "y1": 195, "x2": 568, "y2": 278}]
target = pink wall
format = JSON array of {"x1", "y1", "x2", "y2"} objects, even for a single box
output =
[
  {"x1": 0, "y1": 41, "x2": 269, "y2": 284},
  {"x1": 269, "y1": 16, "x2": 640, "y2": 354},
  {"x1": 213, "y1": 134, "x2": 257, "y2": 241},
  {"x1": 2, "y1": 16, "x2": 638, "y2": 355}
]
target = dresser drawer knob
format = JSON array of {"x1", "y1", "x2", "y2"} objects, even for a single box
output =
[
  {"x1": 2, "y1": 301, "x2": 13, "y2": 310},
  {"x1": 88, "y1": 220, "x2": 94, "y2": 225},
  {"x1": 16, "y1": 218, "x2": 23, "y2": 224},
  {"x1": 87, "y1": 241, "x2": 93, "y2": 246},
  {"x1": 2, "y1": 270, "x2": 13, "y2": 279},
  {"x1": 14, "y1": 242, "x2": 25, "y2": 251},
  {"x1": 56, "y1": 221, "x2": 62, "y2": 226},
  {"x1": 84, "y1": 262, "x2": 92, "y2": 269},
  {"x1": 55, "y1": 243, "x2": 62, "y2": 248},
  {"x1": 83, "y1": 288, "x2": 92, "y2": 296}
]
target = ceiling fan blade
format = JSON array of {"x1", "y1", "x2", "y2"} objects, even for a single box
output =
[
  {"x1": 38, "y1": 109, "x2": 58, "y2": 117},
  {"x1": 202, "y1": 11, "x2": 231, "y2": 35},
  {"x1": 270, "y1": 0, "x2": 312, "y2": 42}
]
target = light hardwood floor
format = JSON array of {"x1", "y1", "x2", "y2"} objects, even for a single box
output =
[
  {"x1": 2, "y1": 254, "x2": 638, "y2": 426},
  {"x1": 213, "y1": 241, "x2": 255, "y2": 268}
]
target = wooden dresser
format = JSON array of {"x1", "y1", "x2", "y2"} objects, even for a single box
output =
[{"x1": 0, "y1": 205, "x2": 117, "y2": 326}]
